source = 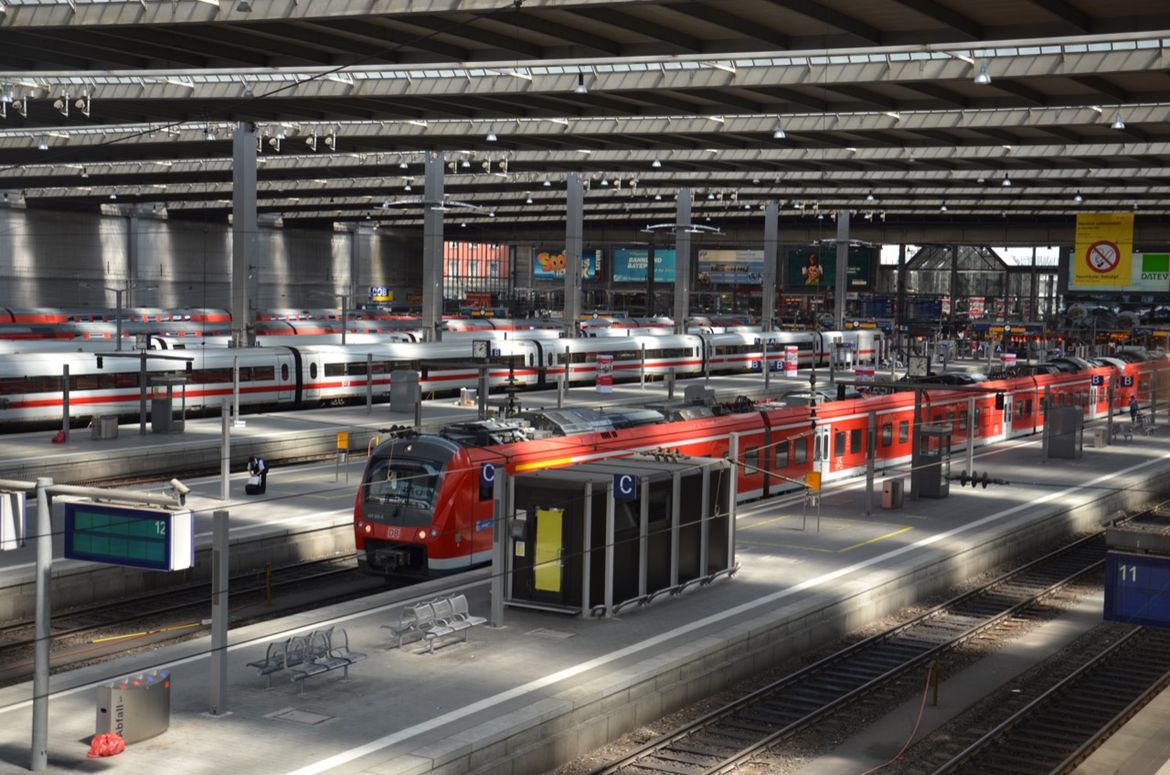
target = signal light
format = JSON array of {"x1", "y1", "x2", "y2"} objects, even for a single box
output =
[{"x1": 994, "y1": 391, "x2": 1005, "y2": 410}]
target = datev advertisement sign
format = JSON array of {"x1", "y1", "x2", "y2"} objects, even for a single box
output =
[
  {"x1": 612, "y1": 248, "x2": 676, "y2": 283},
  {"x1": 1068, "y1": 249, "x2": 1170, "y2": 293},
  {"x1": 532, "y1": 249, "x2": 601, "y2": 281},
  {"x1": 697, "y1": 249, "x2": 764, "y2": 286}
]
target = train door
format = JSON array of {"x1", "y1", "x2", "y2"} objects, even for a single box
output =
[
  {"x1": 1001, "y1": 393, "x2": 1014, "y2": 436},
  {"x1": 815, "y1": 422, "x2": 832, "y2": 479}
]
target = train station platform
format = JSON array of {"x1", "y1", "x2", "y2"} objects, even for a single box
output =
[{"x1": 0, "y1": 420, "x2": 1167, "y2": 774}]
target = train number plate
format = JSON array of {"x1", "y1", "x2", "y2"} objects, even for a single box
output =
[{"x1": 387, "y1": 526, "x2": 401, "y2": 539}]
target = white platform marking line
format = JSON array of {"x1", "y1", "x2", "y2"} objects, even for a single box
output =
[{"x1": 284, "y1": 450, "x2": 1170, "y2": 775}]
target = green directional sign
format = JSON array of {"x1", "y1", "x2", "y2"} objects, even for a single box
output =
[{"x1": 64, "y1": 502, "x2": 194, "y2": 571}]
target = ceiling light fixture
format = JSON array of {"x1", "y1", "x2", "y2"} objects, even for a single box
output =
[
  {"x1": 772, "y1": 120, "x2": 786, "y2": 140},
  {"x1": 654, "y1": 193, "x2": 662, "y2": 201},
  {"x1": 574, "y1": 73, "x2": 588, "y2": 95},
  {"x1": 1001, "y1": 174, "x2": 1012, "y2": 187},
  {"x1": 205, "y1": 123, "x2": 217, "y2": 141},
  {"x1": 525, "y1": 194, "x2": 533, "y2": 204},
  {"x1": 939, "y1": 202, "x2": 948, "y2": 212},
  {"x1": 1074, "y1": 191, "x2": 1084, "y2": 203},
  {"x1": 461, "y1": 157, "x2": 471, "y2": 169},
  {"x1": 1111, "y1": 109, "x2": 1126, "y2": 131},
  {"x1": 37, "y1": 135, "x2": 48, "y2": 151},
  {"x1": 974, "y1": 60, "x2": 992, "y2": 85},
  {"x1": 404, "y1": 182, "x2": 412, "y2": 191},
  {"x1": 543, "y1": 179, "x2": 551, "y2": 187},
  {"x1": 600, "y1": 177, "x2": 609, "y2": 187},
  {"x1": 236, "y1": 0, "x2": 252, "y2": 11},
  {"x1": 398, "y1": 156, "x2": 409, "y2": 170},
  {"x1": 651, "y1": 157, "x2": 662, "y2": 168},
  {"x1": 866, "y1": 191, "x2": 875, "y2": 202},
  {"x1": 486, "y1": 126, "x2": 498, "y2": 142}
]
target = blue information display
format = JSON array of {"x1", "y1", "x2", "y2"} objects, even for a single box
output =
[
  {"x1": 1104, "y1": 551, "x2": 1170, "y2": 628},
  {"x1": 64, "y1": 502, "x2": 194, "y2": 572},
  {"x1": 612, "y1": 248, "x2": 676, "y2": 283}
]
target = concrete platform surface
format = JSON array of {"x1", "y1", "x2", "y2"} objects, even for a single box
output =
[{"x1": 0, "y1": 425, "x2": 1165, "y2": 774}]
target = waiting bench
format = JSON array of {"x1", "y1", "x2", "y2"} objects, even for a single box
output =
[
  {"x1": 247, "y1": 626, "x2": 366, "y2": 693},
  {"x1": 383, "y1": 594, "x2": 487, "y2": 654}
]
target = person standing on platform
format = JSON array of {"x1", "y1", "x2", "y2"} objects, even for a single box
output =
[
  {"x1": 1130, "y1": 396, "x2": 1140, "y2": 423},
  {"x1": 246, "y1": 455, "x2": 269, "y2": 495}
]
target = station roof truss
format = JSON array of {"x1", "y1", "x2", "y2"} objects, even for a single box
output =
[{"x1": 0, "y1": 0, "x2": 1168, "y2": 238}]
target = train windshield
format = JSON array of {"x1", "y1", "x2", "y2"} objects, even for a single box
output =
[{"x1": 365, "y1": 458, "x2": 441, "y2": 508}]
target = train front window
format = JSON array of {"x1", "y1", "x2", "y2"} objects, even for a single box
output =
[{"x1": 365, "y1": 459, "x2": 440, "y2": 508}]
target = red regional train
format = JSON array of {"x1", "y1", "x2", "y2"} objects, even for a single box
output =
[{"x1": 354, "y1": 356, "x2": 1170, "y2": 578}]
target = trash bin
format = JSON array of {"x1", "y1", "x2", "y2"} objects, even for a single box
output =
[
  {"x1": 1091, "y1": 426, "x2": 1108, "y2": 448},
  {"x1": 91, "y1": 415, "x2": 119, "y2": 440},
  {"x1": 881, "y1": 478, "x2": 904, "y2": 509},
  {"x1": 95, "y1": 670, "x2": 171, "y2": 744}
]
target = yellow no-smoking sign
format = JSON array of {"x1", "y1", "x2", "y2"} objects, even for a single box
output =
[{"x1": 1072, "y1": 212, "x2": 1134, "y2": 289}]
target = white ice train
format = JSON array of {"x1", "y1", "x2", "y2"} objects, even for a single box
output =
[{"x1": 0, "y1": 329, "x2": 884, "y2": 428}]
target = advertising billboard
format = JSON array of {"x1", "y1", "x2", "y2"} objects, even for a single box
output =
[
  {"x1": 785, "y1": 247, "x2": 875, "y2": 290},
  {"x1": 1070, "y1": 212, "x2": 1134, "y2": 290},
  {"x1": 532, "y1": 248, "x2": 601, "y2": 281},
  {"x1": 697, "y1": 249, "x2": 764, "y2": 286},
  {"x1": 612, "y1": 247, "x2": 676, "y2": 283},
  {"x1": 1068, "y1": 247, "x2": 1169, "y2": 293}
]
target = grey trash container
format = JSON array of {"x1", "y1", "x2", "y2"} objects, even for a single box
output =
[
  {"x1": 390, "y1": 369, "x2": 421, "y2": 413},
  {"x1": 91, "y1": 415, "x2": 119, "y2": 440},
  {"x1": 881, "y1": 478, "x2": 904, "y2": 509},
  {"x1": 95, "y1": 670, "x2": 171, "y2": 744}
]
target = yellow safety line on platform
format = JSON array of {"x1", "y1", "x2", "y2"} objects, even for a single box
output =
[
  {"x1": 91, "y1": 622, "x2": 201, "y2": 644},
  {"x1": 839, "y1": 526, "x2": 913, "y2": 553}
]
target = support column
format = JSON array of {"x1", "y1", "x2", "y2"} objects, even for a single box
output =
[
  {"x1": 231, "y1": 123, "x2": 257, "y2": 348},
  {"x1": 949, "y1": 244, "x2": 959, "y2": 332},
  {"x1": 674, "y1": 188, "x2": 691, "y2": 333},
  {"x1": 896, "y1": 243, "x2": 907, "y2": 329},
  {"x1": 349, "y1": 224, "x2": 363, "y2": 317},
  {"x1": 762, "y1": 201, "x2": 778, "y2": 329},
  {"x1": 422, "y1": 152, "x2": 445, "y2": 342},
  {"x1": 564, "y1": 172, "x2": 584, "y2": 337},
  {"x1": 1029, "y1": 246, "x2": 1039, "y2": 323},
  {"x1": 833, "y1": 210, "x2": 849, "y2": 330}
]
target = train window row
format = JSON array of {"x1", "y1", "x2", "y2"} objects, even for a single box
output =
[
  {"x1": 562, "y1": 347, "x2": 695, "y2": 364},
  {"x1": 0, "y1": 366, "x2": 283, "y2": 395}
]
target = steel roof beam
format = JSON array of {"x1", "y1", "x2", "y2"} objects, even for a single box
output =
[
  {"x1": 569, "y1": 6, "x2": 703, "y2": 54},
  {"x1": 768, "y1": 0, "x2": 883, "y2": 44}
]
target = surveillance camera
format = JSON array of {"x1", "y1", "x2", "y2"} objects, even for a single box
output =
[{"x1": 169, "y1": 478, "x2": 191, "y2": 496}]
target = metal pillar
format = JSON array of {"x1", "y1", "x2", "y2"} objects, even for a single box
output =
[
  {"x1": 762, "y1": 201, "x2": 778, "y2": 329},
  {"x1": 210, "y1": 510, "x2": 229, "y2": 715},
  {"x1": 865, "y1": 412, "x2": 875, "y2": 515},
  {"x1": 61, "y1": 365, "x2": 69, "y2": 442},
  {"x1": 895, "y1": 243, "x2": 907, "y2": 334},
  {"x1": 949, "y1": 244, "x2": 959, "y2": 331},
  {"x1": 138, "y1": 350, "x2": 148, "y2": 435},
  {"x1": 834, "y1": 210, "x2": 849, "y2": 330},
  {"x1": 966, "y1": 396, "x2": 975, "y2": 474},
  {"x1": 231, "y1": 122, "x2": 256, "y2": 348},
  {"x1": 30, "y1": 476, "x2": 52, "y2": 771},
  {"x1": 422, "y1": 152, "x2": 445, "y2": 342},
  {"x1": 490, "y1": 467, "x2": 507, "y2": 627},
  {"x1": 220, "y1": 401, "x2": 231, "y2": 500},
  {"x1": 674, "y1": 188, "x2": 691, "y2": 333},
  {"x1": 564, "y1": 172, "x2": 584, "y2": 337}
]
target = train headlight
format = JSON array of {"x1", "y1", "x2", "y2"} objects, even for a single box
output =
[
  {"x1": 416, "y1": 529, "x2": 428, "y2": 541},
  {"x1": 362, "y1": 523, "x2": 371, "y2": 534},
  {"x1": 430, "y1": 528, "x2": 438, "y2": 538}
]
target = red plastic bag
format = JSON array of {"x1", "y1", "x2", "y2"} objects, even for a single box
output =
[
  {"x1": 87, "y1": 732, "x2": 126, "y2": 758},
  {"x1": 51, "y1": 430, "x2": 66, "y2": 444}
]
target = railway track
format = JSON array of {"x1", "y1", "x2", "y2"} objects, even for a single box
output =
[
  {"x1": 590, "y1": 531, "x2": 1108, "y2": 775},
  {"x1": 930, "y1": 624, "x2": 1170, "y2": 774},
  {"x1": 0, "y1": 555, "x2": 388, "y2": 685}
]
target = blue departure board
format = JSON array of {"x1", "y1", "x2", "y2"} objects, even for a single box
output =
[
  {"x1": 64, "y1": 502, "x2": 194, "y2": 572},
  {"x1": 1104, "y1": 551, "x2": 1170, "y2": 628}
]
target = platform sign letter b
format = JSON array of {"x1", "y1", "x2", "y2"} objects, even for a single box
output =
[{"x1": 614, "y1": 474, "x2": 638, "y2": 502}]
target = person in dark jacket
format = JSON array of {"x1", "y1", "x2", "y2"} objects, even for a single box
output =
[
  {"x1": 246, "y1": 455, "x2": 269, "y2": 495},
  {"x1": 1130, "y1": 396, "x2": 1140, "y2": 423}
]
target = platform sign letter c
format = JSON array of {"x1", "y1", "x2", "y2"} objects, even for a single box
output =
[
  {"x1": 479, "y1": 463, "x2": 496, "y2": 499},
  {"x1": 614, "y1": 474, "x2": 638, "y2": 502}
]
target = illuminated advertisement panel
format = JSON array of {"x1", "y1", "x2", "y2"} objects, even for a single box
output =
[
  {"x1": 697, "y1": 249, "x2": 764, "y2": 285},
  {"x1": 532, "y1": 249, "x2": 601, "y2": 281},
  {"x1": 612, "y1": 248, "x2": 676, "y2": 283}
]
